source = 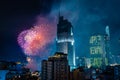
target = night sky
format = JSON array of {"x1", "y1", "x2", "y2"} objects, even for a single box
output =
[{"x1": 0, "y1": 0, "x2": 120, "y2": 62}]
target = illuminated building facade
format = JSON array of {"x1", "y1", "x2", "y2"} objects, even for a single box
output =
[
  {"x1": 41, "y1": 52, "x2": 69, "y2": 80},
  {"x1": 89, "y1": 34, "x2": 108, "y2": 68},
  {"x1": 56, "y1": 16, "x2": 75, "y2": 70}
]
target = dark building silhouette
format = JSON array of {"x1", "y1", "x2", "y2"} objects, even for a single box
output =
[
  {"x1": 103, "y1": 65, "x2": 120, "y2": 80},
  {"x1": 70, "y1": 67, "x2": 85, "y2": 80},
  {"x1": 0, "y1": 61, "x2": 33, "y2": 80},
  {"x1": 41, "y1": 52, "x2": 70, "y2": 80}
]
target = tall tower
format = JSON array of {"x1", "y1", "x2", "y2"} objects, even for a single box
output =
[
  {"x1": 56, "y1": 16, "x2": 75, "y2": 70},
  {"x1": 105, "y1": 25, "x2": 111, "y2": 65}
]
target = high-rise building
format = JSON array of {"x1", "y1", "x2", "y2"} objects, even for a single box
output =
[
  {"x1": 89, "y1": 26, "x2": 111, "y2": 69},
  {"x1": 56, "y1": 16, "x2": 75, "y2": 70},
  {"x1": 41, "y1": 52, "x2": 70, "y2": 80},
  {"x1": 89, "y1": 34, "x2": 108, "y2": 68}
]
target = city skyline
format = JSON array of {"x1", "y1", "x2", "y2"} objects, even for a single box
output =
[{"x1": 0, "y1": 0, "x2": 120, "y2": 69}]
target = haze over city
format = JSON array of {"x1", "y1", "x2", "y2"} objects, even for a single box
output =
[{"x1": 0, "y1": 0, "x2": 120, "y2": 72}]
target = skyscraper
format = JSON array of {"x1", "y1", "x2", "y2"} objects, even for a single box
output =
[
  {"x1": 89, "y1": 26, "x2": 111, "y2": 69},
  {"x1": 89, "y1": 34, "x2": 108, "y2": 68},
  {"x1": 41, "y1": 52, "x2": 70, "y2": 80},
  {"x1": 56, "y1": 16, "x2": 75, "y2": 70}
]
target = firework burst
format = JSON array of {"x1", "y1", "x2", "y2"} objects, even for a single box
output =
[{"x1": 18, "y1": 17, "x2": 56, "y2": 56}]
